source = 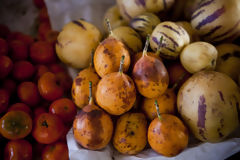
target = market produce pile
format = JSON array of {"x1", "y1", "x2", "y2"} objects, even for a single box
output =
[
  {"x1": 0, "y1": 0, "x2": 74, "y2": 159},
  {"x1": 0, "y1": 0, "x2": 240, "y2": 159}
]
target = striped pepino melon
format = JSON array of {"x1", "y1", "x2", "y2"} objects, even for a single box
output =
[
  {"x1": 116, "y1": 0, "x2": 175, "y2": 22},
  {"x1": 130, "y1": 12, "x2": 161, "y2": 38},
  {"x1": 191, "y1": 0, "x2": 240, "y2": 43},
  {"x1": 150, "y1": 21, "x2": 190, "y2": 59},
  {"x1": 177, "y1": 71, "x2": 240, "y2": 142}
]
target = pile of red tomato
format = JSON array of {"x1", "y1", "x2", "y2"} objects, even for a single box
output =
[{"x1": 0, "y1": 0, "x2": 76, "y2": 159}]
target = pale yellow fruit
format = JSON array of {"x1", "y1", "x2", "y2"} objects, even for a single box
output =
[
  {"x1": 56, "y1": 19, "x2": 102, "y2": 69},
  {"x1": 180, "y1": 42, "x2": 218, "y2": 73},
  {"x1": 103, "y1": 5, "x2": 128, "y2": 33}
]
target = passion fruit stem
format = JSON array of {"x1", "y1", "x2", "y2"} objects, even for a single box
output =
[
  {"x1": 90, "y1": 49, "x2": 94, "y2": 67},
  {"x1": 172, "y1": 72, "x2": 187, "y2": 90},
  {"x1": 105, "y1": 18, "x2": 113, "y2": 36},
  {"x1": 89, "y1": 81, "x2": 93, "y2": 104},
  {"x1": 119, "y1": 55, "x2": 125, "y2": 74},
  {"x1": 156, "y1": 36, "x2": 163, "y2": 56},
  {"x1": 154, "y1": 100, "x2": 162, "y2": 121},
  {"x1": 142, "y1": 35, "x2": 150, "y2": 57}
]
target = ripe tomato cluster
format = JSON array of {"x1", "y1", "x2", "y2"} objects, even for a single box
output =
[{"x1": 0, "y1": 0, "x2": 76, "y2": 159}]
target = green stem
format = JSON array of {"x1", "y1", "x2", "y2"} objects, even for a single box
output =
[
  {"x1": 156, "y1": 36, "x2": 163, "y2": 56},
  {"x1": 119, "y1": 56, "x2": 125, "y2": 74},
  {"x1": 154, "y1": 100, "x2": 161, "y2": 121},
  {"x1": 105, "y1": 18, "x2": 113, "y2": 36},
  {"x1": 89, "y1": 81, "x2": 93, "y2": 104},
  {"x1": 142, "y1": 35, "x2": 150, "y2": 57},
  {"x1": 171, "y1": 72, "x2": 187, "y2": 90}
]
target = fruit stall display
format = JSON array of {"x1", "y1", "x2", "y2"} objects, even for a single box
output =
[{"x1": 0, "y1": 0, "x2": 240, "y2": 159}]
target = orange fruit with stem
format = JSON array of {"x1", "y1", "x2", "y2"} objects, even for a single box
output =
[
  {"x1": 148, "y1": 100, "x2": 189, "y2": 157},
  {"x1": 73, "y1": 81, "x2": 113, "y2": 150},
  {"x1": 96, "y1": 56, "x2": 136, "y2": 115},
  {"x1": 94, "y1": 19, "x2": 130, "y2": 77},
  {"x1": 132, "y1": 36, "x2": 169, "y2": 98}
]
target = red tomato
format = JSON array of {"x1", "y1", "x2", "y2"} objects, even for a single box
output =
[
  {"x1": 49, "y1": 98, "x2": 77, "y2": 123},
  {"x1": 0, "y1": 38, "x2": 8, "y2": 56},
  {"x1": 17, "y1": 81, "x2": 40, "y2": 106},
  {"x1": 0, "y1": 89, "x2": 10, "y2": 114},
  {"x1": 35, "y1": 64, "x2": 49, "y2": 80},
  {"x1": 9, "y1": 40, "x2": 28, "y2": 61},
  {"x1": 8, "y1": 103, "x2": 32, "y2": 116},
  {"x1": 30, "y1": 41, "x2": 56, "y2": 64},
  {"x1": 48, "y1": 63, "x2": 66, "y2": 73},
  {"x1": 0, "y1": 111, "x2": 32, "y2": 140},
  {"x1": 12, "y1": 61, "x2": 35, "y2": 81},
  {"x1": 33, "y1": 107, "x2": 47, "y2": 118},
  {"x1": 7, "y1": 32, "x2": 34, "y2": 46},
  {"x1": 4, "y1": 139, "x2": 32, "y2": 160},
  {"x1": 38, "y1": 72, "x2": 63, "y2": 101},
  {"x1": 38, "y1": 22, "x2": 51, "y2": 41},
  {"x1": 2, "y1": 78, "x2": 17, "y2": 95},
  {"x1": 0, "y1": 55, "x2": 13, "y2": 79},
  {"x1": 32, "y1": 113, "x2": 64, "y2": 144},
  {"x1": 42, "y1": 142, "x2": 69, "y2": 160}
]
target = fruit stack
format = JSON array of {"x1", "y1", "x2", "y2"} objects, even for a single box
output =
[
  {"x1": 0, "y1": 0, "x2": 240, "y2": 159},
  {"x1": 53, "y1": 0, "x2": 240, "y2": 158},
  {"x1": 0, "y1": 0, "x2": 76, "y2": 159}
]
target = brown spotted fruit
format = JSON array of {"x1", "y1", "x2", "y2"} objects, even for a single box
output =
[
  {"x1": 113, "y1": 112, "x2": 147, "y2": 155},
  {"x1": 131, "y1": 36, "x2": 163, "y2": 71},
  {"x1": 148, "y1": 100, "x2": 188, "y2": 157},
  {"x1": 72, "y1": 52, "x2": 100, "y2": 109},
  {"x1": 177, "y1": 71, "x2": 240, "y2": 142},
  {"x1": 73, "y1": 82, "x2": 113, "y2": 150},
  {"x1": 132, "y1": 36, "x2": 169, "y2": 98},
  {"x1": 142, "y1": 88, "x2": 176, "y2": 121},
  {"x1": 96, "y1": 56, "x2": 136, "y2": 115},
  {"x1": 94, "y1": 19, "x2": 130, "y2": 78}
]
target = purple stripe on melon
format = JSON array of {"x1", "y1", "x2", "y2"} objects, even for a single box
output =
[
  {"x1": 218, "y1": 91, "x2": 225, "y2": 102},
  {"x1": 202, "y1": 25, "x2": 222, "y2": 38},
  {"x1": 196, "y1": 6, "x2": 225, "y2": 30},
  {"x1": 197, "y1": 95, "x2": 207, "y2": 129},
  {"x1": 165, "y1": 47, "x2": 175, "y2": 53},
  {"x1": 159, "y1": 32, "x2": 179, "y2": 47},
  {"x1": 152, "y1": 36, "x2": 159, "y2": 45},
  {"x1": 152, "y1": 37, "x2": 175, "y2": 53},
  {"x1": 191, "y1": 10, "x2": 205, "y2": 20},
  {"x1": 212, "y1": 20, "x2": 240, "y2": 41},
  {"x1": 193, "y1": 0, "x2": 215, "y2": 13},
  {"x1": 130, "y1": 18, "x2": 147, "y2": 25},
  {"x1": 163, "y1": 25, "x2": 180, "y2": 35},
  {"x1": 135, "y1": 0, "x2": 146, "y2": 6},
  {"x1": 72, "y1": 20, "x2": 86, "y2": 30}
]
